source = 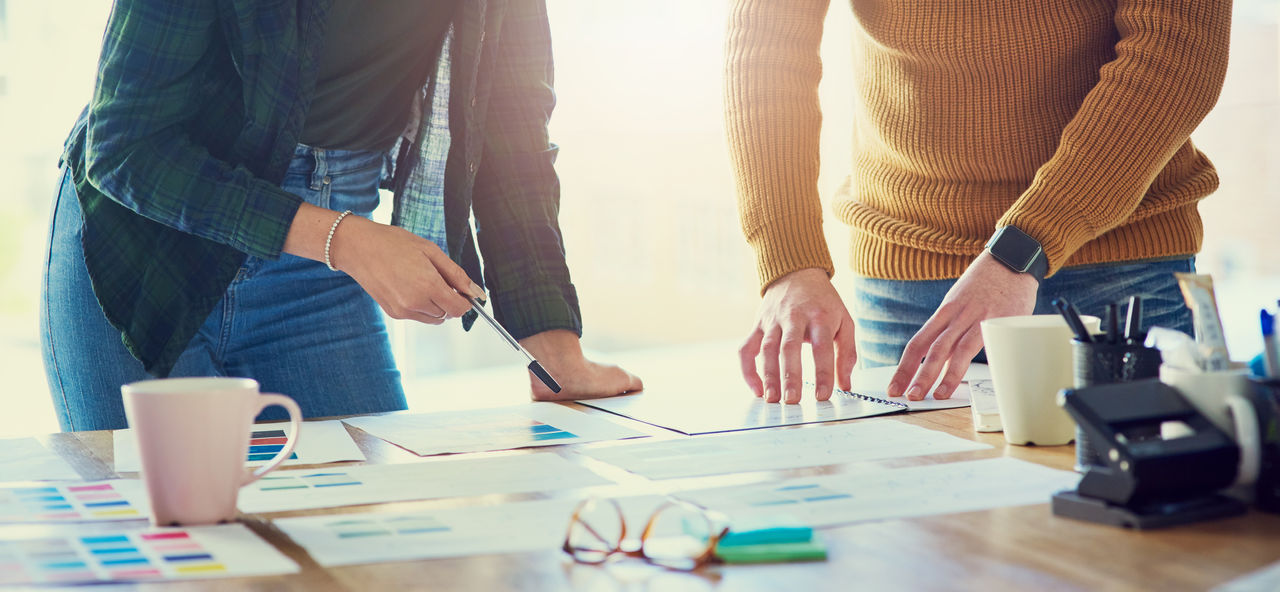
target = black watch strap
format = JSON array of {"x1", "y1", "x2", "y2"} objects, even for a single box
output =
[{"x1": 985, "y1": 226, "x2": 1048, "y2": 282}]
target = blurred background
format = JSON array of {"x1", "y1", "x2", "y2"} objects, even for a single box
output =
[{"x1": 2, "y1": 1, "x2": 1277, "y2": 436}]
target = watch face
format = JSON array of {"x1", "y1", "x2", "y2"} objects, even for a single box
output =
[{"x1": 989, "y1": 227, "x2": 1041, "y2": 272}]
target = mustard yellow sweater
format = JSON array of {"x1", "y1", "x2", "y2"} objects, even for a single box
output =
[{"x1": 726, "y1": 0, "x2": 1231, "y2": 288}]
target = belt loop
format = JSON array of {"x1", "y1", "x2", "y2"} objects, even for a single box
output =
[{"x1": 309, "y1": 148, "x2": 328, "y2": 190}]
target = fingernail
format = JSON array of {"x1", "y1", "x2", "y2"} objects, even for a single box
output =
[
  {"x1": 469, "y1": 283, "x2": 485, "y2": 300},
  {"x1": 887, "y1": 382, "x2": 901, "y2": 397},
  {"x1": 906, "y1": 385, "x2": 922, "y2": 400}
]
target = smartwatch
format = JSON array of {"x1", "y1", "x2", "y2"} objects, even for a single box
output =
[{"x1": 985, "y1": 226, "x2": 1048, "y2": 282}]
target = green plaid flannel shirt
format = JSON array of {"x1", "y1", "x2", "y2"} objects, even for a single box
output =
[{"x1": 61, "y1": 0, "x2": 581, "y2": 376}]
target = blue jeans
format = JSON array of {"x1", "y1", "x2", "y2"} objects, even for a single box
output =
[
  {"x1": 849, "y1": 258, "x2": 1197, "y2": 368},
  {"x1": 41, "y1": 145, "x2": 406, "y2": 431}
]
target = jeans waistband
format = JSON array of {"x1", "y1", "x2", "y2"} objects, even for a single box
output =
[{"x1": 290, "y1": 144, "x2": 387, "y2": 184}]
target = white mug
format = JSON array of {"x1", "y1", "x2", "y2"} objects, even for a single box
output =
[
  {"x1": 980, "y1": 314, "x2": 1101, "y2": 446},
  {"x1": 122, "y1": 377, "x2": 302, "y2": 526},
  {"x1": 1158, "y1": 365, "x2": 1261, "y2": 486}
]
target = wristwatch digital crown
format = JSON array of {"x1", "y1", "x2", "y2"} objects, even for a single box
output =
[{"x1": 985, "y1": 225, "x2": 1049, "y2": 282}]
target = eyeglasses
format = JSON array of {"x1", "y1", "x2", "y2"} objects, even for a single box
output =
[{"x1": 562, "y1": 497, "x2": 730, "y2": 571}]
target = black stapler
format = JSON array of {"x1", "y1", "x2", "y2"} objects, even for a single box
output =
[{"x1": 1052, "y1": 379, "x2": 1247, "y2": 529}]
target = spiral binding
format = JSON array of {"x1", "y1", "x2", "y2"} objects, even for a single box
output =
[{"x1": 807, "y1": 383, "x2": 911, "y2": 411}]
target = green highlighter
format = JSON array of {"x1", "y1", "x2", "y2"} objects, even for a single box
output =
[
  {"x1": 715, "y1": 540, "x2": 828, "y2": 564},
  {"x1": 707, "y1": 514, "x2": 828, "y2": 564}
]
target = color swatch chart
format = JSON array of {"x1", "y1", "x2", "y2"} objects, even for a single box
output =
[
  {"x1": 581, "y1": 420, "x2": 989, "y2": 480},
  {"x1": 237, "y1": 453, "x2": 613, "y2": 513},
  {"x1": 0, "y1": 524, "x2": 297, "y2": 584},
  {"x1": 343, "y1": 402, "x2": 646, "y2": 456},
  {"x1": 677, "y1": 458, "x2": 1081, "y2": 528},
  {"x1": 113, "y1": 419, "x2": 366, "y2": 471},
  {"x1": 0, "y1": 480, "x2": 148, "y2": 523},
  {"x1": 247, "y1": 428, "x2": 298, "y2": 462},
  {"x1": 274, "y1": 499, "x2": 581, "y2": 566}
]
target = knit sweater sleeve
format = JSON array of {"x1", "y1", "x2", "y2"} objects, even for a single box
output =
[
  {"x1": 997, "y1": 0, "x2": 1230, "y2": 275},
  {"x1": 725, "y1": 0, "x2": 834, "y2": 293}
]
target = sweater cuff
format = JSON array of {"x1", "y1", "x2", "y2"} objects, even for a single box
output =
[
  {"x1": 997, "y1": 188, "x2": 1095, "y2": 278},
  {"x1": 749, "y1": 215, "x2": 835, "y2": 293}
]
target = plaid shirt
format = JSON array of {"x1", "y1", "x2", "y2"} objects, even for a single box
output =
[{"x1": 60, "y1": 0, "x2": 581, "y2": 376}]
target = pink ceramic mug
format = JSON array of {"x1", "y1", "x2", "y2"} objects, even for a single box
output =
[{"x1": 121, "y1": 377, "x2": 301, "y2": 526}]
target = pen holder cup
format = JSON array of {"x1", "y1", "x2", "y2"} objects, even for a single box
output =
[
  {"x1": 1071, "y1": 338, "x2": 1162, "y2": 471},
  {"x1": 1247, "y1": 377, "x2": 1280, "y2": 513}
]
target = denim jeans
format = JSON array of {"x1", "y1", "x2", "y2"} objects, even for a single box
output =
[
  {"x1": 41, "y1": 145, "x2": 407, "y2": 431},
  {"x1": 849, "y1": 258, "x2": 1197, "y2": 368}
]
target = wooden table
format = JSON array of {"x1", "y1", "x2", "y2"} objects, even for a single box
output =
[{"x1": 25, "y1": 404, "x2": 1280, "y2": 592}]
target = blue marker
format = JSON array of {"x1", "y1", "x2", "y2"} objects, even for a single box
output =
[{"x1": 1262, "y1": 309, "x2": 1279, "y2": 379}]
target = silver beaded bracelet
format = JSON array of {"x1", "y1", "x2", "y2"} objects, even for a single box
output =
[{"x1": 324, "y1": 210, "x2": 354, "y2": 272}]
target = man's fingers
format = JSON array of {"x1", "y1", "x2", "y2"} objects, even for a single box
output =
[
  {"x1": 835, "y1": 316, "x2": 857, "y2": 391},
  {"x1": 739, "y1": 330, "x2": 765, "y2": 398},
  {"x1": 780, "y1": 328, "x2": 804, "y2": 404},
  {"x1": 809, "y1": 324, "x2": 835, "y2": 402},
  {"x1": 906, "y1": 327, "x2": 964, "y2": 400},
  {"x1": 760, "y1": 327, "x2": 784, "y2": 403},
  {"x1": 932, "y1": 328, "x2": 984, "y2": 400}
]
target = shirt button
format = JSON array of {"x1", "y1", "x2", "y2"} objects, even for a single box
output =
[
  {"x1": 470, "y1": 96, "x2": 478, "y2": 108},
  {"x1": 479, "y1": 31, "x2": 485, "y2": 44},
  {"x1": 468, "y1": 161, "x2": 476, "y2": 175}
]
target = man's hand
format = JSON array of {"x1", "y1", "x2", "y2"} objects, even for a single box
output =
[
  {"x1": 887, "y1": 252, "x2": 1038, "y2": 401},
  {"x1": 740, "y1": 268, "x2": 857, "y2": 404},
  {"x1": 519, "y1": 330, "x2": 643, "y2": 401}
]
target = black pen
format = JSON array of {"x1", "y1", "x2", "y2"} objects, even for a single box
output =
[
  {"x1": 1124, "y1": 295, "x2": 1142, "y2": 344},
  {"x1": 1106, "y1": 302, "x2": 1119, "y2": 345},
  {"x1": 1053, "y1": 297, "x2": 1093, "y2": 343},
  {"x1": 467, "y1": 297, "x2": 562, "y2": 393}
]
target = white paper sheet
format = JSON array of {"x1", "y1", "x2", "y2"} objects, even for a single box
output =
[
  {"x1": 275, "y1": 495, "x2": 674, "y2": 566},
  {"x1": 113, "y1": 420, "x2": 365, "y2": 472},
  {"x1": 581, "y1": 420, "x2": 989, "y2": 479},
  {"x1": 0, "y1": 480, "x2": 148, "y2": 523},
  {"x1": 237, "y1": 453, "x2": 612, "y2": 513},
  {"x1": 343, "y1": 403, "x2": 647, "y2": 456},
  {"x1": 1212, "y1": 560, "x2": 1280, "y2": 592},
  {"x1": 0, "y1": 523, "x2": 297, "y2": 584},
  {"x1": 0, "y1": 438, "x2": 81, "y2": 481},
  {"x1": 578, "y1": 355, "x2": 982, "y2": 434},
  {"x1": 274, "y1": 498, "x2": 579, "y2": 565},
  {"x1": 676, "y1": 458, "x2": 1080, "y2": 528}
]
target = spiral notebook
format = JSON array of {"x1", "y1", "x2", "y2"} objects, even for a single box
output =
[{"x1": 578, "y1": 378, "x2": 909, "y2": 435}]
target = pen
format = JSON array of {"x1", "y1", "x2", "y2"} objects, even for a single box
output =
[
  {"x1": 1262, "y1": 309, "x2": 1279, "y2": 379},
  {"x1": 1106, "y1": 302, "x2": 1119, "y2": 345},
  {"x1": 1052, "y1": 297, "x2": 1093, "y2": 343},
  {"x1": 1124, "y1": 295, "x2": 1142, "y2": 344},
  {"x1": 467, "y1": 297, "x2": 562, "y2": 393}
]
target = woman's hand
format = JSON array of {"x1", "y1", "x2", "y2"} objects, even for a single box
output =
[{"x1": 284, "y1": 203, "x2": 484, "y2": 325}]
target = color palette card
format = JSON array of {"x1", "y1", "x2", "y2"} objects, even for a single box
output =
[
  {"x1": 0, "y1": 438, "x2": 81, "y2": 482},
  {"x1": 238, "y1": 453, "x2": 613, "y2": 513},
  {"x1": 0, "y1": 480, "x2": 148, "y2": 523},
  {"x1": 0, "y1": 523, "x2": 297, "y2": 584},
  {"x1": 343, "y1": 403, "x2": 647, "y2": 456},
  {"x1": 676, "y1": 458, "x2": 1080, "y2": 528},
  {"x1": 580, "y1": 420, "x2": 989, "y2": 479},
  {"x1": 113, "y1": 419, "x2": 365, "y2": 471}
]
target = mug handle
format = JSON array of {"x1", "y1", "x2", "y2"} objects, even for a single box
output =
[
  {"x1": 1226, "y1": 394, "x2": 1261, "y2": 487},
  {"x1": 241, "y1": 393, "x2": 303, "y2": 487}
]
